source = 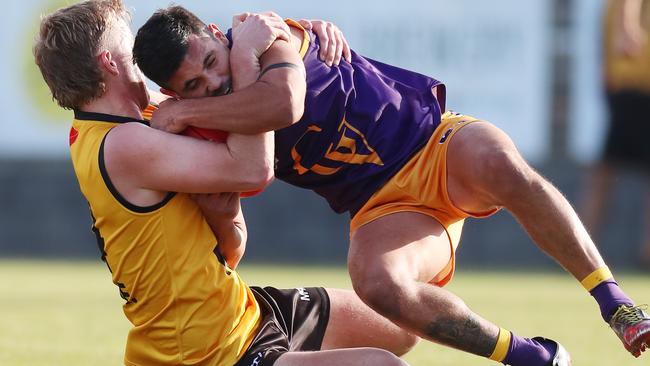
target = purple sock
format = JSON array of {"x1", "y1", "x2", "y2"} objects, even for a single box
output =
[
  {"x1": 502, "y1": 334, "x2": 555, "y2": 366},
  {"x1": 590, "y1": 280, "x2": 634, "y2": 322}
]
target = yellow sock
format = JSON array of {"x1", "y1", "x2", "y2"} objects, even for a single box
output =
[
  {"x1": 580, "y1": 267, "x2": 613, "y2": 292},
  {"x1": 488, "y1": 328, "x2": 511, "y2": 362}
]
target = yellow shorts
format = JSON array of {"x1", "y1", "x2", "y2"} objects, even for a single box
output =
[{"x1": 350, "y1": 111, "x2": 498, "y2": 287}]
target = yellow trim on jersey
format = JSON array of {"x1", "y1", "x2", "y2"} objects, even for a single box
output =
[
  {"x1": 285, "y1": 19, "x2": 311, "y2": 59},
  {"x1": 141, "y1": 103, "x2": 157, "y2": 121},
  {"x1": 489, "y1": 328, "x2": 512, "y2": 362},
  {"x1": 581, "y1": 267, "x2": 614, "y2": 292}
]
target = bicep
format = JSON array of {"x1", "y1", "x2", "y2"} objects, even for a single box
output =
[
  {"x1": 106, "y1": 125, "x2": 258, "y2": 194},
  {"x1": 258, "y1": 38, "x2": 306, "y2": 90}
]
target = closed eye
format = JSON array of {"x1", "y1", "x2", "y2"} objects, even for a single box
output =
[
  {"x1": 184, "y1": 78, "x2": 199, "y2": 92},
  {"x1": 207, "y1": 55, "x2": 215, "y2": 68}
]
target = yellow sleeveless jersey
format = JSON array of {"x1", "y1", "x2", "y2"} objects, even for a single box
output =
[
  {"x1": 604, "y1": 0, "x2": 650, "y2": 92},
  {"x1": 69, "y1": 110, "x2": 260, "y2": 366}
]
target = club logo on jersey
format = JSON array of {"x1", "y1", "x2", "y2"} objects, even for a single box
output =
[
  {"x1": 69, "y1": 127, "x2": 79, "y2": 146},
  {"x1": 249, "y1": 352, "x2": 263, "y2": 366},
  {"x1": 297, "y1": 287, "x2": 311, "y2": 301},
  {"x1": 291, "y1": 117, "x2": 384, "y2": 176},
  {"x1": 438, "y1": 128, "x2": 453, "y2": 144}
]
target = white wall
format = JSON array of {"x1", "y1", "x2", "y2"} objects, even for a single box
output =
[{"x1": 569, "y1": 0, "x2": 608, "y2": 164}]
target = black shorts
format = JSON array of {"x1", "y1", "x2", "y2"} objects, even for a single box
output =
[
  {"x1": 603, "y1": 90, "x2": 650, "y2": 169},
  {"x1": 234, "y1": 286, "x2": 330, "y2": 366}
]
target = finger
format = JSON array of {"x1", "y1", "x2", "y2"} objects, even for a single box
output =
[
  {"x1": 297, "y1": 19, "x2": 313, "y2": 30},
  {"x1": 324, "y1": 24, "x2": 337, "y2": 66},
  {"x1": 315, "y1": 24, "x2": 330, "y2": 61},
  {"x1": 340, "y1": 33, "x2": 352, "y2": 62},
  {"x1": 232, "y1": 12, "x2": 250, "y2": 28},
  {"x1": 269, "y1": 17, "x2": 292, "y2": 41},
  {"x1": 269, "y1": 19, "x2": 291, "y2": 42},
  {"x1": 332, "y1": 29, "x2": 344, "y2": 66},
  {"x1": 264, "y1": 11, "x2": 283, "y2": 21}
]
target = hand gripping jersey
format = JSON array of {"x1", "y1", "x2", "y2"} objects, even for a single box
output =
[
  {"x1": 274, "y1": 21, "x2": 446, "y2": 215},
  {"x1": 69, "y1": 111, "x2": 260, "y2": 366}
]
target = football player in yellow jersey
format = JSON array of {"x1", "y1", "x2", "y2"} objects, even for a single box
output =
[{"x1": 34, "y1": 1, "x2": 417, "y2": 365}]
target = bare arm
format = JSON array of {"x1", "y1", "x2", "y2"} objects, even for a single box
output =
[
  {"x1": 152, "y1": 27, "x2": 306, "y2": 134},
  {"x1": 150, "y1": 16, "x2": 351, "y2": 135},
  {"x1": 104, "y1": 17, "x2": 282, "y2": 200},
  {"x1": 104, "y1": 123, "x2": 274, "y2": 195},
  {"x1": 193, "y1": 193, "x2": 247, "y2": 269},
  {"x1": 614, "y1": 0, "x2": 647, "y2": 57}
]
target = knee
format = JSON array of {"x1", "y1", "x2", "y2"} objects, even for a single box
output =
[
  {"x1": 349, "y1": 265, "x2": 410, "y2": 320},
  {"x1": 449, "y1": 122, "x2": 539, "y2": 203},
  {"x1": 472, "y1": 136, "x2": 538, "y2": 201},
  {"x1": 392, "y1": 333, "x2": 420, "y2": 356}
]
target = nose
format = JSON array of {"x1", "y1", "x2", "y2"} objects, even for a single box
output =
[
  {"x1": 205, "y1": 75, "x2": 231, "y2": 97},
  {"x1": 205, "y1": 75, "x2": 222, "y2": 97}
]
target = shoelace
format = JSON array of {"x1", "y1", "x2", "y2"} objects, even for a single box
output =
[{"x1": 611, "y1": 304, "x2": 649, "y2": 325}]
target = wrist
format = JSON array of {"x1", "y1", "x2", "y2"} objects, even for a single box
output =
[
  {"x1": 169, "y1": 101, "x2": 190, "y2": 131},
  {"x1": 212, "y1": 216, "x2": 237, "y2": 230},
  {"x1": 231, "y1": 44, "x2": 258, "y2": 65},
  {"x1": 230, "y1": 45, "x2": 261, "y2": 90}
]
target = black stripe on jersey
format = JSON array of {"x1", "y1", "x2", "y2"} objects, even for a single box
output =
[
  {"x1": 258, "y1": 62, "x2": 303, "y2": 80},
  {"x1": 98, "y1": 131, "x2": 176, "y2": 213},
  {"x1": 89, "y1": 207, "x2": 109, "y2": 267},
  {"x1": 74, "y1": 110, "x2": 149, "y2": 125}
]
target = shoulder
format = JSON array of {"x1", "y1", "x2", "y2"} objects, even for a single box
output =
[{"x1": 285, "y1": 19, "x2": 310, "y2": 56}]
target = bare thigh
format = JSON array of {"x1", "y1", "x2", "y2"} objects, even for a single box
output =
[
  {"x1": 275, "y1": 348, "x2": 408, "y2": 366},
  {"x1": 349, "y1": 211, "x2": 452, "y2": 287}
]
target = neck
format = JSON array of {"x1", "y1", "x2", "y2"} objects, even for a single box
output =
[{"x1": 79, "y1": 88, "x2": 144, "y2": 120}]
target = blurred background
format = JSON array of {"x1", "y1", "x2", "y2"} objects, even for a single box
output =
[
  {"x1": 3, "y1": 0, "x2": 648, "y2": 269},
  {"x1": 2, "y1": 1, "x2": 650, "y2": 365}
]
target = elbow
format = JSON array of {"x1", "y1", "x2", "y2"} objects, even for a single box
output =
[
  {"x1": 286, "y1": 86, "x2": 305, "y2": 124},
  {"x1": 273, "y1": 83, "x2": 305, "y2": 128},
  {"x1": 240, "y1": 159, "x2": 275, "y2": 191},
  {"x1": 255, "y1": 161, "x2": 275, "y2": 189}
]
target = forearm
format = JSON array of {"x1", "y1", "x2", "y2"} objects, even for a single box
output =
[
  {"x1": 619, "y1": 0, "x2": 643, "y2": 32},
  {"x1": 224, "y1": 131, "x2": 275, "y2": 190},
  {"x1": 175, "y1": 37, "x2": 304, "y2": 134},
  {"x1": 174, "y1": 81, "x2": 291, "y2": 134}
]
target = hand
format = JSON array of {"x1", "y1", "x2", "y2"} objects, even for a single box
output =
[
  {"x1": 149, "y1": 98, "x2": 185, "y2": 134},
  {"x1": 615, "y1": 24, "x2": 647, "y2": 57},
  {"x1": 190, "y1": 192, "x2": 241, "y2": 222},
  {"x1": 231, "y1": 12, "x2": 292, "y2": 59},
  {"x1": 298, "y1": 19, "x2": 351, "y2": 66},
  {"x1": 192, "y1": 192, "x2": 246, "y2": 269}
]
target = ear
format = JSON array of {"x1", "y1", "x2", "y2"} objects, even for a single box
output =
[
  {"x1": 160, "y1": 87, "x2": 180, "y2": 99},
  {"x1": 208, "y1": 23, "x2": 228, "y2": 44},
  {"x1": 98, "y1": 50, "x2": 119, "y2": 76}
]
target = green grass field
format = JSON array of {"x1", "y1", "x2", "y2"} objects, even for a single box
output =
[{"x1": 0, "y1": 260, "x2": 647, "y2": 365}]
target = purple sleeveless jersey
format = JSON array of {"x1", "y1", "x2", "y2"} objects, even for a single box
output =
[
  {"x1": 229, "y1": 28, "x2": 446, "y2": 215},
  {"x1": 274, "y1": 29, "x2": 446, "y2": 215}
]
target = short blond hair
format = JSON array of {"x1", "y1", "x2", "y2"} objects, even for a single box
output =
[{"x1": 34, "y1": 0, "x2": 130, "y2": 110}]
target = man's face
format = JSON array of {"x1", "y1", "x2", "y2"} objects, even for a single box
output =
[{"x1": 166, "y1": 29, "x2": 232, "y2": 99}]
